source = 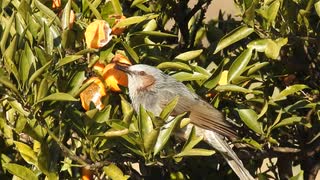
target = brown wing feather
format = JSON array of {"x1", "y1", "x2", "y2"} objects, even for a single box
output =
[{"x1": 159, "y1": 91, "x2": 237, "y2": 139}]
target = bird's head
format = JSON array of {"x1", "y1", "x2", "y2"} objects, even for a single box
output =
[{"x1": 116, "y1": 64, "x2": 166, "y2": 93}]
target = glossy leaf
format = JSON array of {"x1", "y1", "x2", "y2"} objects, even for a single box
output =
[
  {"x1": 57, "y1": 55, "x2": 83, "y2": 67},
  {"x1": 203, "y1": 58, "x2": 228, "y2": 89},
  {"x1": 215, "y1": 85, "x2": 252, "y2": 93},
  {"x1": 0, "y1": 12, "x2": 15, "y2": 54},
  {"x1": 174, "y1": 49, "x2": 203, "y2": 61},
  {"x1": 14, "y1": 141, "x2": 37, "y2": 165},
  {"x1": 103, "y1": 164, "x2": 130, "y2": 180},
  {"x1": 132, "y1": 31, "x2": 177, "y2": 37},
  {"x1": 159, "y1": 96, "x2": 179, "y2": 120},
  {"x1": 157, "y1": 62, "x2": 191, "y2": 71},
  {"x1": 113, "y1": 14, "x2": 158, "y2": 28},
  {"x1": 172, "y1": 72, "x2": 208, "y2": 82},
  {"x1": 182, "y1": 126, "x2": 203, "y2": 151},
  {"x1": 37, "y1": 92, "x2": 78, "y2": 103},
  {"x1": 214, "y1": 26, "x2": 254, "y2": 54},
  {"x1": 61, "y1": 0, "x2": 72, "y2": 30},
  {"x1": 228, "y1": 48, "x2": 253, "y2": 83},
  {"x1": 174, "y1": 148, "x2": 215, "y2": 157},
  {"x1": 28, "y1": 61, "x2": 51, "y2": 87},
  {"x1": 273, "y1": 116, "x2": 302, "y2": 129},
  {"x1": 3, "y1": 163, "x2": 38, "y2": 180},
  {"x1": 154, "y1": 113, "x2": 186, "y2": 155},
  {"x1": 0, "y1": 75, "x2": 19, "y2": 94},
  {"x1": 236, "y1": 108, "x2": 263, "y2": 134},
  {"x1": 273, "y1": 84, "x2": 309, "y2": 101}
]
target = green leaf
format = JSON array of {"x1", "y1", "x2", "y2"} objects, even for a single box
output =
[
  {"x1": 37, "y1": 78, "x2": 49, "y2": 101},
  {"x1": 236, "y1": 108, "x2": 263, "y2": 134},
  {"x1": 266, "y1": 0, "x2": 280, "y2": 28},
  {"x1": 1, "y1": 12, "x2": 15, "y2": 54},
  {"x1": 43, "y1": 22, "x2": 53, "y2": 55},
  {"x1": 93, "y1": 105, "x2": 112, "y2": 123},
  {"x1": 37, "y1": 92, "x2": 78, "y2": 103},
  {"x1": 0, "y1": 76, "x2": 19, "y2": 94},
  {"x1": 174, "y1": 49, "x2": 203, "y2": 61},
  {"x1": 132, "y1": 31, "x2": 177, "y2": 38},
  {"x1": 174, "y1": 148, "x2": 215, "y2": 157},
  {"x1": 121, "y1": 40, "x2": 139, "y2": 63},
  {"x1": 34, "y1": 0, "x2": 61, "y2": 26},
  {"x1": 20, "y1": 43, "x2": 35, "y2": 87},
  {"x1": 131, "y1": 0, "x2": 148, "y2": 7},
  {"x1": 139, "y1": 106, "x2": 154, "y2": 143},
  {"x1": 61, "y1": 0, "x2": 72, "y2": 30},
  {"x1": 111, "y1": 0, "x2": 123, "y2": 15},
  {"x1": 28, "y1": 61, "x2": 51, "y2": 87},
  {"x1": 315, "y1": 1, "x2": 320, "y2": 17},
  {"x1": 159, "y1": 96, "x2": 179, "y2": 120},
  {"x1": 143, "y1": 129, "x2": 159, "y2": 153},
  {"x1": 265, "y1": 38, "x2": 288, "y2": 59},
  {"x1": 154, "y1": 113, "x2": 186, "y2": 155},
  {"x1": 57, "y1": 55, "x2": 83, "y2": 67},
  {"x1": 3, "y1": 163, "x2": 38, "y2": 180},
  {"x1": 214, "y1": 26, "x2": 254, "y2": 54},
  {"x1": 157, "y1": 62, "x2": 191, "y2": 71},
  {"x1": 182, "y1": 126, "x2": 204, "y2": 151},
  {"x1": 103, "y1": 164, "x2": 130, "y2": 180},
  {"x1": 273, "y1": 84, "x2": 309, "y2": 101},
  {"x1": 247, "y1": 62, "x2": 269, "y2": 75},
  {"x1": 203, "y1": 58, "x2": 228, "y2": 89},
  {"x1": 228, "y1": 48, "x2": 253, "y2": 83},
  {"x1": 85, "y1": 0, "x2": 102, "y2": 19},
  {"x1": 14, "y1": 141, "x2": 37, "y2": 166},
  {"x1": 3, "y1": 36, "x2": 20, "y2": 83},
  {"x1": 215, "y1": 85, "x2": 252, "y2": 93},
  {"x1": 8, "y1": 99, "x2": 30, "y2": 117},
  {"x1": 273, "y1": 117, "x2": 302, "y2": 129},
  {"x1": 289, "y1": 171, "x2": 304, "y2": 180},
  {"x1": 172, "y1": 72, "x2": 208, "y2": 82},
  {"x1": 113, "y1": 14, "x2": 159, "y2": 28},
  {"x1": 247, "y1": 39, "x2": 269, "y2": 52},
  {"x1": 241, "y1": 138, "x2": 262, "y2": 150}
]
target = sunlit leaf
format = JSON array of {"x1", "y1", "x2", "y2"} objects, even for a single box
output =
[
  {"x1": 104, "y1": 164, "x2": 130, "y2": 180},
  {"x1": 37, "y1": 92, "x2": 78, "y2": 103},
  {"x1": 14, "y1": 141, "x2": 37, "y2": 166},
  {"x1": 214, "y1": 26, "x2": 254, "y2": 54},
  {"x1": 3, "y1": 163, "x2": 38, "y2": 180},
  {"x1": 154, "y1": 113, "x2": 186, "y2": 155},
  {"x1": 216, "y1": 84, "x2": 252, "y2": 93},
  {"x1": 174, "y1": 148, "x2": 215, "y2": 157},
  {"x1": 57, "y1": 55, "x2": 83, "y2": 67},
  {"x1": 273, "y1": 116, "x2": 302, "y2": 129},
  {"x1": 174, "y1": 49, "x2": 203, "y2": 61},
  {"x1": 228, "y1": 48, "x2": 253, "y2": 83},
  {"x1": 273, "y1": 84, "x2": 309, "y2": 101},
  {"x1": 113, "y1": 14, "x2": 158, "y2": 28},
  {"x1": 236, "y1": 108, "x2": 263, "y2": 134}
]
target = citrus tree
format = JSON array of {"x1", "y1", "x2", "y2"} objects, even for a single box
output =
[{"x1": 0, "y1": 0, "x2": 319, "y2": 179}]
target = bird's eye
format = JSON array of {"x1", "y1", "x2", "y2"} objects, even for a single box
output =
[{"x1": 138, "y1": 71, "x2": 146, "y2": 76}]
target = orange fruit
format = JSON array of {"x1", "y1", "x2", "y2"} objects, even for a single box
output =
[
  {"x1": 52, "y1": 0, "x2": 61, "y2": 9},
  {"x1": 103, "y1": 63, "x2": 129, "y2": 92},
  {"x1": 110, "y1": 15, "x2": 126, "y2": 35},
  {"x1": 81, "y1": 167, "x2": 93, "y2": 180},
  {"x1": 92, "y1": 62, "x2": 106, "y2": 76},
  {"x1": 85, "y1": 20, "x2": 112, "y2": 49},
  {"x1": 111, "y1": 53, "x2": 131, "y2": 65},
  {"x1": 80, "y1": 77, "x2": 107, "y2": 111}
]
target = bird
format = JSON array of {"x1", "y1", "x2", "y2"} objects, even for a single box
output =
[{"x1": 116, "y1": 63, "x2": 255, "y2": 180}]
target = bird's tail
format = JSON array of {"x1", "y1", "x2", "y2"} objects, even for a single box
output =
[{"x1": 203, "y1": 129, "x2": 255, "y2": 180}]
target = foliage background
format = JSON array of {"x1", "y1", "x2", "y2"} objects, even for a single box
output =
[{"x1": 0, "y1": 0, "x2": 319, "y2": 179}]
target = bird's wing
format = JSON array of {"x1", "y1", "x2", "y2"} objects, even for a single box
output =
[{"x1": 158, "y1": 90, "x2": 237, "y2": 139}]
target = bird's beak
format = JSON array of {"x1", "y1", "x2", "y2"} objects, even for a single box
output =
[{"x1": 115, "y1": 63, "x2": 130, "y2": 74}]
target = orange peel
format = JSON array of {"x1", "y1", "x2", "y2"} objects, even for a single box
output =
[
  {"x1": 85, "y1": 20, "x2": 112, "y2": 49},
  {"x1": 80, "y1": 77, "x2": 107, "y2": 111}
]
